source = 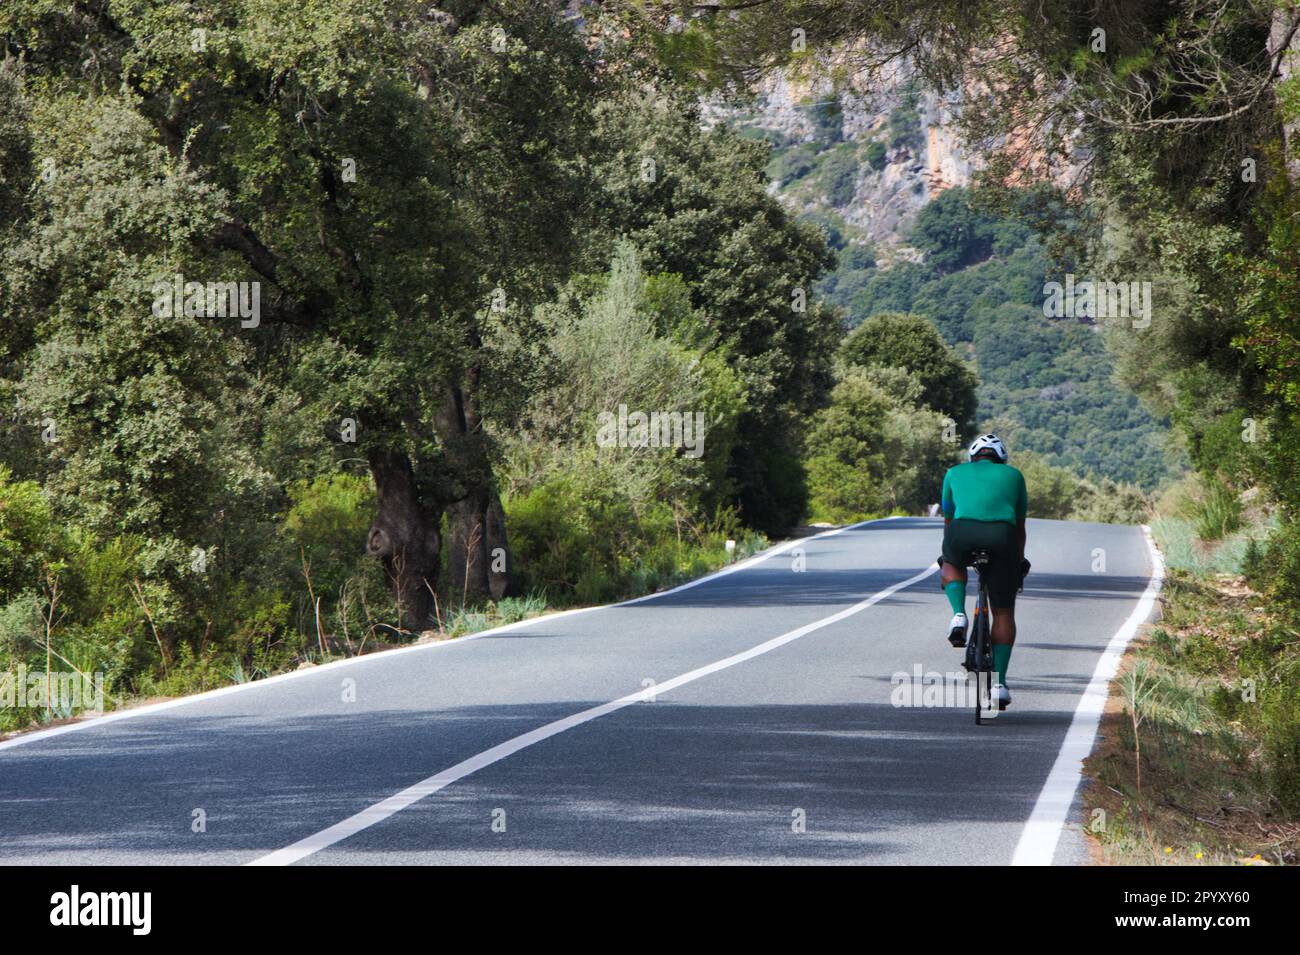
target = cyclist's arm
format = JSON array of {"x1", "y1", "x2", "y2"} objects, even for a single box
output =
[
  {"x1": 941, "y1": 469, "x2": 954, "y2": 530},
  {"x1": 1015, "y1": 470, "x2": 1028, "y2": 560}
]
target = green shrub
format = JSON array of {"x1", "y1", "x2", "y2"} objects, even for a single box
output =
[
  {"x1": 768, "y1": 142, "x2": 820, "y2": 183},
  {"x1": 1014, "y1": 451, "x2": 1082, "y2": 520},
  {"x1": 839, "y1": 312, "x2": 978, "y2": 434},
  {"x1": 1191, "y1": 477, "x2": 1243, "y2": 541},
  {"x1": 817, "y1": 144, "x2": 859, "y2": 206},
  {"x1": 447, "y1": 608, "x2": 491, "y2": 637},
  {"x1": 493, "y1": 593, "x2": 546, "y2": 624},
  {"x1": 1261, "y1": 665, "x2": 1300, "y2": 815},
  {"x1": 1191, "y1": 412, "x2": 1262, "y2": 485},
  {"x1": 1071, "y1": 478, "x2": 1151, "y2": 525},
  {"x1": 283, "y1": 473, "x2": 376, "y2": 600},
  {"x1": 806, "y1": 369, "x2": 955, "y2": 522},
  {"x1": 864, "y1": 140, "x2": 887, "y2": 171},
  {"x1": 1258, "y1": 520, "x2": 1300, "y2": 620},
  {"x1": 506, "y1": 474, "x2": 758, "y2": 605},
  {"x1": 0, "y1": 466, "x2": 61, "y2": 600},
  {"x1": 910, "y1": 187, "x2": 999, "y2": 273},
  {"x1": 56, "y1": 534, "x2": 167, "y2": 684},
  {"x1": 139, "y1": 642, "x2": 231, "y2": 699},
  {"x1": 506, "y1": 477, "x2": 611, "y2": 598},
  {"x1": 575, "y1": 567, "x2": 617, "y2": 605}
]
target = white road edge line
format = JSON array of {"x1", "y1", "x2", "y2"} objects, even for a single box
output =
[
  {"x1": 248, "y1": 561, "x2": 940, "y2": 865},
  {"x1": 1010, "y1": 524, "x2": 1165, "y2": 866},
  {"x1": 0, "y1": 516, "x2": 911, "y2": 753}
]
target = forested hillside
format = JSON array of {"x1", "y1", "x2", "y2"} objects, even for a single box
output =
[{"x1": 725, "y1": 90, "x2": 1175, "y2": 489}]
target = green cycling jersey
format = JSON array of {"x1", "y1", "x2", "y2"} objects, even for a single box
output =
[{"x1": 941, "y1": 459, "x2": 1028, "y2": 524}]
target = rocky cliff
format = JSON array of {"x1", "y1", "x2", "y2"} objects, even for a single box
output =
[
  {"x1": 706, "y1": 61, "x2": 1072, "y2": 257},
  {"x1": 706, "y1": 64, "x2": 977, "y2": 253}
]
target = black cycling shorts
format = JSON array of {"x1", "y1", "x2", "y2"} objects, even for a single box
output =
[{"x1": 941, "y1": 518, "x2": 1020, "y2": 608}]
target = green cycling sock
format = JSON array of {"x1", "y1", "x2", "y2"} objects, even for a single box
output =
[
  {"x1": 993, "y1": 643, "x2": 1013, "y2": 685},
  {"x1": 943, "y1": 580, "x2": 966, "y2": 616}
]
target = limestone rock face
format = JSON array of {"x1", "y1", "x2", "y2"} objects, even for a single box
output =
[
  {"x1": 704, "y1": 62, "x2": 971, "y2": 251},
  {"x1": 705, "y1": 59, "x2": 1077, "y2": 255}
]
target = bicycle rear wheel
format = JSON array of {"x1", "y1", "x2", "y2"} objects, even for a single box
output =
[{"x1": 973, "y1": 589, "x2": 992, "y2": 725}]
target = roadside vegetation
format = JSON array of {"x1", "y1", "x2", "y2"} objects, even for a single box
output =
[{"x1": 1085, "y1": 477, "x2": 1297, "y2": 865}]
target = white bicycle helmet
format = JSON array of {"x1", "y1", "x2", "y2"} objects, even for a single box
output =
[{"x1": 967, "y1": 433, "x2": 1008, "y2": 463}]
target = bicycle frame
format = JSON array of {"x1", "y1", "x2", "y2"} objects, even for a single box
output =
[{"x1": 969, "y1": 554, "x2": 998, "y2": 724}]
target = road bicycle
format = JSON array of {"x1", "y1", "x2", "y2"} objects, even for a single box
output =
[
  {"x1": 946, "y1": 550, "x2": 1030, "y2": 724},
  {"x1": 938, "y1": 549, "x2": 1031, "y2": 724},
  {"x1": 964, "y1": 549, "x2": 997, "y2": 725}
]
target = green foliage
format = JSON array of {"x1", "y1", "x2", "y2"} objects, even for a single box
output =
[
  {"x1": 506, "y1": 475, "x2": 755, "y2": 604},
  {"x1": 815, "y1": 143, "x2": 860, "y2": 206},
  {"x1": 829, "y1": 261, "x2": 931, "y2": 316},
  {"x1": 1012, "y1": 451, "x2": 1082, "y2": 521},
  {"x1": 504, "y1": 243, "x2": 746, "y2": 512},
  {"x1": 1189, "y1": 412, "x2": 1262, "y2": 488},
  {"x1": 1235, "y1": 156, "x2": 1300, "y2": 522},
  {"x1": 284, "y1": 474, "x2": 376, "y2": 602},
  {"x1": 496, "y1": 242, "x2": 761, "y2": 601},
  {"x1": 839, "y1": 311, "x2": 978, "y2": 435},
  {"x1": 910, "y1": 188, "x2": 999, "y2": 273},
  {"x1": 1258, "y1": 522, "x2": 1300, "y2": 625},
  {"x1": 769, "y1": 141, "x2": 821, "y2": 183},
  {"x1": 1186, "y1": 477, "x2": 1243, "y2": 542},
  {"x1": 863, "y1": 140, "x2": 887, "y2": 171},
  {"x1": 843, "y1": 204, "x2": 1173, "y2": 489},
  {"x1": 805, "y1": 368, "x2": 956, "y2": 521},
  {"x1": 1071, "y1": 478, "x2": 1152, "y2": 526},
  {"x1": 587, "y1": 93, "x2": 838, "y2": 426},
  {"x1": 1150, "y1": 474, "x2": 1276, "y2": 576},
  {"x1": 586, "y1": 91, "x2": 840, "y2": 531},
  {"x1": 1149, "y1": 571, "x2": 1300, "y2": 822},
  {"x1": 0, "y1": 467, "x2": 58, "y2": 597}
]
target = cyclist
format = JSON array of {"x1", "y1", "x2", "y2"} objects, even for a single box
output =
[{"x1": 939, "y1": 433, "x2": 1028, "y2": 710}]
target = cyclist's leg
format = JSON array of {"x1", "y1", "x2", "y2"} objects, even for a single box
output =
[
  {"x1": 939, "y1": 560, "x2": 966, "y2": 607},
  {"x1": 939, "y1": 522, "x2": 972, "y2": 646},
  {"x1": 939, "y1": 520, "x2": 970, "y2": 613},
  {"x1": 985, "y1": 524, "x2": 1021, "y2": 685},
  {"x1": 990, "y1": 599, "x2": 1016, "y2": 683}
]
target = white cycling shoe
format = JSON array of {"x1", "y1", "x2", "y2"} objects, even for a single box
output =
[
  {"x1": 993, "y1": 684, "x2": 1011, "y2": 710},
  {"x1": 946, "y1": 612, "x2": 968, "y2": 647}
]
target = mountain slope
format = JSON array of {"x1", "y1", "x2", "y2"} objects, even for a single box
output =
[{"x1": 713, "y1": 78, "x2": 1175, "y2": 489}]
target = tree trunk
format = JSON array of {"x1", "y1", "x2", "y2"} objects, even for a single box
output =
[
  {"x1": 1272, "y1": 5, "x2": 1300, "y2": 184},
  {"x1": 445, "y1": 490, "x2": 511, "y2": 601},
  {"x1": 436, "y1": 382, "x2": 512, "y2": 602},
  {"x1": 366, "y1": 448, "x2": 442, "y2": 630}
]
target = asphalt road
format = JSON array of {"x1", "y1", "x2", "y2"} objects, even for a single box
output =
[{"x1": 0, "y1": 516, "x2": 1161, "y2": 865}]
